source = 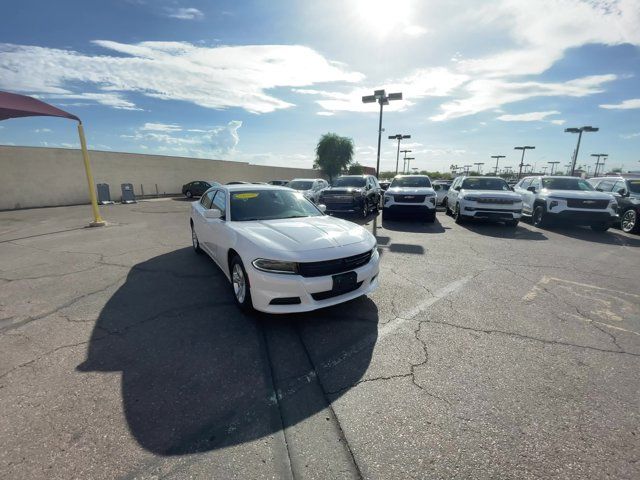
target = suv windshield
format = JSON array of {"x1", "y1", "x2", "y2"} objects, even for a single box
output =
[
  {"x1": 288, "y1": 181, "x2": 313, "y2": 190},
  {"x1": 461, "y1": 177, "x2": 510, "y2": 191},
  {"x1": 390, "y1": 176, "x2": 432, "y2": 188},
  {"x1": 230, "y1": 190, "x2": 322, "y2": 221},
  {"x1": 541, "y1": 178, "x2": 594, "y2": 191},
  {"x1": 333, "y1": 177, "x2": 366, "y2": 187},
  {"x1": 627, "y1": 179, "x2": 640, "y2": 194}
]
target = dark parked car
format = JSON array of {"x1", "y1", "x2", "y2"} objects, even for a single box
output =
[
  {"x1": 268, "y1": 180, "x2": 289, "y2": 186},
  {"x1": 589, "y1": 175, "x2": 640, "y2": 233},
  {"x1": 182, "y1": 180, "x2": 221, "y2": 198},
  {"x1": 226, "y1": 181, "x2": 251, "y2": 185},
  {"x1": 319, "y1": 175, "x2": 382, "y2": 218}
]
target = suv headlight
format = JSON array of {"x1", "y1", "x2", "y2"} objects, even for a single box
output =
[{"x1": 252, "y1": 259, "x2": 298, "y2": 274}]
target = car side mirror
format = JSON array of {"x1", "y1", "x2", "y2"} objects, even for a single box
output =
[
  {"x1": 596, "y1": 188, "x2": 603, "y2": 192},
  {"x1": 204, "y1": 209, "x2": 222, "y2": 220},
  {"x1": 527, "y1": 186, "x2": 536, "y2": 193},
  {"x1": 617, "y1": 188, "x2": 629, "y2": 197},
  {"x1": 317, "y1": 204, "x2": 327, "y2": 213},
  {"x1": 510, "y1": 186, "x2": 515, "y2": 191},
  {"x1": 454, "y1": 186, "x2": 461, "y2": 191}
]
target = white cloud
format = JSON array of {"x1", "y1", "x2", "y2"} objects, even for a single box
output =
[
  {"x1": 316, "y1": 111, "x2": 334, "y2": 116},
  {"x1": 496, "y1": 111, "x2": 560, "y2": 122},
  {"x1": 34, "y1": 128, "x2": 52, "y2": 133},
  {"x1": 122, "y1": 120, "x2": 243, "y2": 158},
  {"x1": 550, "y1": 119, "x2": 566, "y2": 125},
  {"x1": 43, "y1": 92, "x2": 141, "y2": 110},
  {"x1": 620, "y1": 132, "x2": 640, "y2": 139},
  {"x1": 163, "y1": 7, "x2": 204, "y2": 20},
  {"x1": 0, "y1": 41, "x2": 363, "y2": 114},
  {"x1": 600, "y1": 98, "x2": 640, "y2": 110},
  {"x1": 431, "y1": 74, "x2": 616, "y2": 121},
  {"x1": 404, "y1": 25, "x2": 428, "y2": 37}
]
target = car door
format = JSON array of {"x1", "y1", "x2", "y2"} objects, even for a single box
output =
[
  {"x1": 201, "y1": 190, "x2": 228, "y2": 263},
  {"x1": 516, "y1": 178, "x2": 533, "y2": 213},
  {"x1": 448, "y1": 177, "x2": 461, "y2": 206},
  {"x1": 611, "y1": 180, "x2": 631, "y2": 213},
  {"x1": 193, "y1": 190, "x2": 215, "y2": 252}
]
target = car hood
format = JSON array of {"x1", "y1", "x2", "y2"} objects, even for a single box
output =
[
  {"x1": 231, "y1": 216, "x2": 373, "y2": 252},
  {"x1": 387, "y1": 187, "x2": 435, "y2": 195},
  {"x1": 460, "y1": 190, "x2": 521, "y2": 200},
  {"x1": 542, "y1": 189, "x2": 614, "y2": 200},
  {"x1": 322, "y1": 187, "x2": 363, "y2": 194}
]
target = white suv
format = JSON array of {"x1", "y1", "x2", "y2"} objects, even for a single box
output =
[
  {"x1": 514, "y1": 176, "x2": 618, "y2": 231},
  {"x1": 382, "y1": 175, "x2": 437, "y2": 222},
  {"x1": 446, "y1": 176, "x2": 523, "y2": 227},
  {"x1": 287, "y1": 178, "x2": 328, "y2": 203}
]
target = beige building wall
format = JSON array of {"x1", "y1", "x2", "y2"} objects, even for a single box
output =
[{"x1": 0, "y1": 146, "x2": 321, "y2": 210}]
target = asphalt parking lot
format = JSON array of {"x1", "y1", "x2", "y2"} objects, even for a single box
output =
[{"x1": 1, "y1": 199, "x2": 639, "y2": 480}]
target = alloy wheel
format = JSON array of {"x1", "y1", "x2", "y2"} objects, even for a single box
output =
[
  {"x1": 621, "y1": 209, "x2": 637, "y2": 233},
  {"x1": 232, "y1": 264, "x2": 246, "y2": 303}
]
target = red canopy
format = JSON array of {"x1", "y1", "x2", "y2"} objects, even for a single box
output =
[{"x1": 0, "y1": 90, "x2": 80, "y2": 122}]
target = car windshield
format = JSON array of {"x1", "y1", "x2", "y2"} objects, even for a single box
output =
[
  {"x1": 230, "y1": 190, "x2": 322, "y2": 221},
  {"x1": 288, "y1": 180, "x2": 314, "y2": 190},
  {"x1": 627, "y1": 180, "x2": 640, "y2": 193},
  {"x1": 541, "y1": 178, "x2": 594, "y2": 191},
  {"x1": 461, "y1": 178, "x2": 510, "y2": 190},
  {"x1": 332, "y1": 177, "x2": 366, "y2": 187},
  {"x1": 390, "y1": 176, "x2": 432, "y2": 188}
]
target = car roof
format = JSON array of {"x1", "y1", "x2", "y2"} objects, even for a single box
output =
[
  {"x1": 221, "y1": 184, "x2": 291, "y2": 192},
  {"x1": 394, "y1": 174, "x2": 429, "y2": 178},
  {"x1": 289, "y1": 178, "x2": 318, "y2": 181}
]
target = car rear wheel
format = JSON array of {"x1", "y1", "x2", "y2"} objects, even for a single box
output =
[
  {"x1": 230, "y1": 255, "x2": 253, "y2": 312},
  {"x1": 591, "y1": 222, "x2": 609, "y2": 232},
  {"x1": 621, "y1": 208, "x2": 638, "y2": 233},
  {"x1": 532, "y1": 205, "x2": 547, "y2": 228},
  {"x1": 191, "y1": 224, "x2": 202, "y2": 253},
  {"x1": 185, "y1": 190, "x2": 193, "y2": 198}
]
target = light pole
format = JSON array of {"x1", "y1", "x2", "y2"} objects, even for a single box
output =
[
  {"x1": 389, "y1": 134, "x2": 411, "y2": 176},
  {"x1": 473, "y1": 162, "x2": 485, "y2": 175},
  {"x1": 491, "y1": 155, "x2": 505, "y2": 175},
  {"x1": 362, "y1": 89, "x2": 403, "y2": 178},
  {"x1": 541, "y1": 166, "x2": 548, "y2": 175},
  {"x1": 463, "y1": 164, "x2": 472, "y2": 175},
  {"x1": 591, "y1": 153, "x2": 608, "y2": 177},
  {"x1": 404, "y1": 157, "x2": 415, "y2": 174},
  {"x1": 547, "y1": 161, "x2": 560, "y2": 175},
  {"x1": 565, "y1": 126, "x2": 598, "y2": 176},
  {"x1": 400, "y1": 149, "x2": 411, "y2": 174},
  {"x1": 514, "y1": 146, "x2": 535, "y2": 179}
]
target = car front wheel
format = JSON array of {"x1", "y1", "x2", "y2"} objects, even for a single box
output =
[
  {"x1": 621, "y1": 208, "x2": 638, "y2": 233},
  {"x1": 191, "y1": 224, "x2": 202, "y2": 253},
  {"x1": 454, "y1": 203, "x2": 465, "y2": 224},
  {"x1": 230, "y1": 255, "x2": 254, "y2": 312},
  {"x1": 532, "y1": 205, "x2": 547, "y2": 227},
  {"x1": 185, "y1": 190, "x2": 193, "y2": 198}
]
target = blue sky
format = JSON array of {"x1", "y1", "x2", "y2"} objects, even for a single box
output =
[{"x1": 1, "y1": 0, "x2": 639, "y2": 173}]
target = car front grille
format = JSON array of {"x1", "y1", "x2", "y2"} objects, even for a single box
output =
[
  {"x1": 311, "y1": 281, "x2": 364, "y2": 301},
  {"x1": 393, "y1": 194, "x2": 426, "y2": 203},
  {"x1": 476, "y1": 198, "x2": 515, "y2": 204},
  {"x1": 566, "y1": 199, "x2": 609, "y2": 209},
  {"x1": 323, "y1": 195, "x2": 354, "y2": 203},
  {"x1": 297, "y1": 249, "x2": 373, "y2": 278}
]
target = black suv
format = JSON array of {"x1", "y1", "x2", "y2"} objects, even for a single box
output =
[
  {"x1": 589, "y1": 175, "x2": 640, "y2": 233},
  {"x1": 319, "y1": 175, "x2": 382, "y2": 217},
  {"x1": 182, "y1": 180, "x2": 221, "y2": 198}
]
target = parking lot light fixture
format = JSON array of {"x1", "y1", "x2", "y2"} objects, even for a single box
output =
[
  {"x1": 389, "y1": 134, "x2": 411, "y2": 175},
  {"x1": 491, "y1": 155, "x2": 505, "y2": 175},
  {"x1": 547, "y1": 161, "x2": 560, "y2": 175},
  {"x1": 473, "y1": 162, "x2": 485, "y2": 175},
  {"x1": 404, "y1": 157, "x2": 415, "y2": 174},
  {"x1": 400, "y1": 149, "x2": 411, "y2": 174},
  {"x1": 591, "y1": 153, "x2": 608, "y2": 177},
  {"x1": 565, "y1": 126, "x2": 598, "y2": 176},
  {"x1": 514, "y1": 146, "x2": 535, "y2": 179},
  {"x1": 362, "y1": 89, "x2": 403, "y2": 178}
]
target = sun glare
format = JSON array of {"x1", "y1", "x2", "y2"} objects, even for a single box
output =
[{"x1": 356, "y1": 0, "x2": 413, "y2": 37}]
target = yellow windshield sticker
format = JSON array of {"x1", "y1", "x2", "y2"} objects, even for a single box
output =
[{"x1": 234, "y1": 192, "x2": 259, "y2": 199}]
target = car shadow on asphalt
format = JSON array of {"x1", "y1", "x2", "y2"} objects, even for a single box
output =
[
  {"x1": 460, "y1": 221, "x2": 548, "y2": 241},
  {"x1": 540, "y1": 224, "x2": 640, "y2": 247},
  {"x1": 76, "y1": 247, "x2": 377, "y2": 455},
  {"x1": 381, "y1": 217, "x2": 447, "y2": 234}
]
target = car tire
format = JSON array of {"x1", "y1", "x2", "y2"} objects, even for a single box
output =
[
  {"x1": 505, "y1": 219, "x2": 519, "y2": 228},
  {"x1": 230, "y1": 255, "x2": 254, "y2": 313},
  {"x1": 361, "y1": 201, "x2": 369, "y2": 218},
  {"x1": 185, "y1": 190, "x2": 193, "y2": 199},
  {"x1": 532, "y1": 205, "x2": 547, "y2": 228},
  {"x1": 426, "y1": 211, "x2": 436, "y2": 223},
  {"x1": 454, "y1": 203, "x2": 465, "y2": 224},
  {"x1": 621, "y1": 208, "x2": 638, "y2": 233},
  {"x1": 191, "y1": 224, "x2": 203, "y2": 253},
  {"x1": 444, "y1": 198, "x2": 451, "y2": 216},
  {"x1": 590, "y1": 222, "x2": 609, "y2": 232}
]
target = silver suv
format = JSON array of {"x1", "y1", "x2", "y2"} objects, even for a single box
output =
[{"x1": 514, "y1": 176, "x2": 618, "y2": 231}]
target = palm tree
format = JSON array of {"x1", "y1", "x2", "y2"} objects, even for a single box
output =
[{"x1": 314, "y1": 133, "x2": 354, "y2": 182}]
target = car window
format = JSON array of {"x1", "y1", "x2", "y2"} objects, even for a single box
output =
[
  {"x1": 211, "y1": 190, "x2": 226, "y2": 216},
  {"x1": 230, "y1": 190, "x2": 322, "y2": 221},
  {"x1": 372, "y1": 177, "x2": 380, "y2": 187},
  {"x1": 626, "y1": 179, "x2": 640, "y2": 194},
  {"x1": 541, "y1": 178, "x2": 594, "y2": 190},
  {"x1": 596, "y1": 180, "x2": 616, "y2": 192},
  {"x1": 519, "y1": 178, "x2": 532, "y2": 189},
  {"x1": 530, "y1": 177, "x2": 541, "y2": 190},
  {"x1": 289, "y1": 180, "x2": 314, "y2": 190},
  {"x1": 433, "y1": 184, "x2": 441, "y2": 191},
  {"x1": 200, "y1": 190, "x2": 215, "y2": 209},
  {"x1": 333, "y1": 177, "x2": 366, "y2": 187},
  {"x1": 390, "y1": 176, "x2": 432, "y2": 188},
  {"x1": 461, "y1": 177, "x2": 510, "y2": 190}
]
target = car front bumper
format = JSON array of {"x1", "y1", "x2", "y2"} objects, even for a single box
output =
[
  {"x1": 546, "y1": 209, "x2": 618, "y2": 225},
  {"x1": 462, "y1": 205, "x2": 522, "y2": 220},
  {"x1": 247, "y1": 250, "x2": 380, "y2": 313}
]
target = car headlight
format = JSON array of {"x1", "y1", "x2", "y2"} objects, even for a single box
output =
[
  {"x1": 463, "y1": 196, "x2": 479, "y2": 201},
  {"x1": 549, "y1": 200, "x2": 559, "y2": 209},
  {"x1": 252, "y1": 258, "x2": 298, "y2": 274}
]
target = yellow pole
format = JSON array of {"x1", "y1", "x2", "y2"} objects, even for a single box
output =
[{"x1": 77, "y1": 123, "x2": 106, "y2": 226}]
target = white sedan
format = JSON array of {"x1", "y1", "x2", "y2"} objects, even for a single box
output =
[{"x1": 190, "y1": 185, "x2": 380, "y2": 313}]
